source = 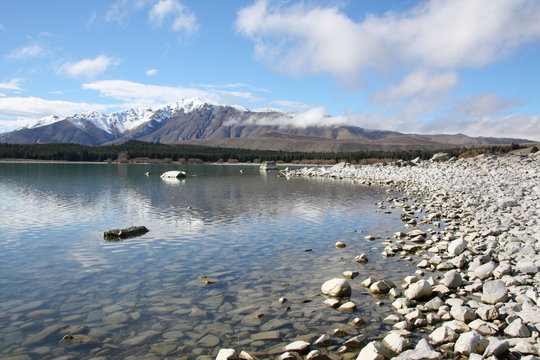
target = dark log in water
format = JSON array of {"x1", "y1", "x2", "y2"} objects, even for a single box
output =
[{"x1": 103, "y1": 226, "x2": 149, "y2": 240}]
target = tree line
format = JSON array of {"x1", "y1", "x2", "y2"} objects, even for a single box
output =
[{"x1": 0, "y1": 141, "x2": 524, "y2": 164}]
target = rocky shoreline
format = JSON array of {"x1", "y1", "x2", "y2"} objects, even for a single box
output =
[{"x1": 217, "y1": 152, "x2": 540, "y2": 359}]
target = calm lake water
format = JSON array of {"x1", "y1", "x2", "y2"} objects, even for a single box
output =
[{"x1": 0, "y1": 162, "x2": 417, "y2": 359}]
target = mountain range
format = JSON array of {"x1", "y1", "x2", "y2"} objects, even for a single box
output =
[{"x1": 0, "y1": 98, "x2": 533, "y2": 152}]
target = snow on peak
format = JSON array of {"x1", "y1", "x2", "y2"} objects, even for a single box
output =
[
  {"x1": 27, "y1": 114, "x2": 63, "y2": 129},
  {"x1": 22, "y1": 97, "x2": 255, "y2": 135}
]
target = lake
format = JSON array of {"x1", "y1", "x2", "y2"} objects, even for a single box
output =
[{"x1": 0, "y1": 162, "x2": 417, "y2": 359}]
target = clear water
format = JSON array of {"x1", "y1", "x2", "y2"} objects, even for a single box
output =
[{"x1": 0, "y1": 162, "x2": 416, "y2": 359}]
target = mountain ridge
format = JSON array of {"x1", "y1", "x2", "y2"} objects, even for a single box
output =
[{"x1": 0, "y1": 98, "x2": 534, "y2": 152}]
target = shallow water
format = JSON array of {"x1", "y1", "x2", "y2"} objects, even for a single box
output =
[{"x1": 0, "y1": 162, "x2": 416, "y2": 359}]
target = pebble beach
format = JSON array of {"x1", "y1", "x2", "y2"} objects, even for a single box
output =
[{"x1": 219, "y1": 151, "x2": 540, "y2": 360}]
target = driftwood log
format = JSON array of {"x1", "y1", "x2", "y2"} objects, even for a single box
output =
[{"x1": 103, "y1": 226, "x2": 149, "y2": 240}]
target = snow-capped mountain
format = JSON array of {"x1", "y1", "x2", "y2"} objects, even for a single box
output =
[{"x1": 0, "y1": 97, "x2": 533, "y2": 149}]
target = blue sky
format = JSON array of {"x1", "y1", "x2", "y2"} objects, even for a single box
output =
[{"x1": 1, "y1": 0, "x2": 539, "y2": 140}]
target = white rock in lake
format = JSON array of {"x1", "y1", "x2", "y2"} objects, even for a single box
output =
[
  {"x1": 285, "y1": 340, "x2": 311, "y2": 352},
  {"x1": 216, "y1": 348, "x2": 238, "y2": 360},
  {"x1": 306, "y1": 350, "x2": 331, "y2": 360},
  {"x1": 321, "y1": 278, "x2": 351, "y2": 298},
  {"x1": 481, "y1": 280, "x2": 508, "y2": 304},
  {"x1": 370, "y1": 280, "x2": 395, "y2": 294},
  {"x1": 404, "y1": 280, "x2": 432, "y2": 300},
  {"x1": 338, "y1": 301, "x2": 357, "y2": 312}
]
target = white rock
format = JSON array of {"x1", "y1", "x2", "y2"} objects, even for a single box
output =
[
  {"x1": 447, "y1": 238, "x2": 467, "y2": 256},
  {"x1": 306, "y1": 350, "x2": 331, "y2": 360},
  {"x1": 338, "y1": 301, "x2": 357, "y2": 312},
  {"x1": 335, "y1": 241, "x2": 346, "y2": 248},
  {"x1": 481, "y1": 280, "x2": 508, "y2": 304},
  {"x1": 370, "y1": 280, "x2": 395, "y2": 294},
  {"x1": 454, "y1": 331, "x2": 489, "y2": 355},
  {"x1": 323, "y1": 298, "x2": 340, "y2": 308},
  {"x1": 355, "y1": 341, "x2": 393, "y2": 360},
  {"x1": 476, "y1": 305, "x2": 499, "y2": 321},
  {"x1": 321, "y1": 279, "x2": 351, "y2": 298},
  {"x1": 344, "y1": 335, "x2": 368, "y2": 350},
  {"x1": 468, "y1": 319, "x2": 498, "y2": 336},
  {"x1": 450, "y1": 305, "x2": 476, "y2": 323},
  {"x1": 429, "y1": 326, "x2": 458, "y2": 345},
  {"x1": 404, "y1": 280, "x2": 433, "y2": 300},
  {"x1": 504, "y1": 318, "x2": 531, "y2": 337},
  {"x1": 355, "y1": 253, "x2": 368, "y2": 263},
  {"x1": 285, "y1": 340, "x2": 311, "y2": 352},
  {"x1": 381, "y1": 332, "x2": 413, "y2": 354},
  {"x1": 483, "y1": 337, "x2": 509, "y2": 357},
  {"x1": 216, "y1": 349, "x2": 238, "y2": 360},
  {"x1": 342, "y1": 270, "x2": 359, "y2": 279},
  {"x1": 473, "y1": 261, "x2": 497, "y2": 280}
]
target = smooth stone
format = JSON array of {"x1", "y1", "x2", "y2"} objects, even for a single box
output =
[
  {"x1": 450, "y1": 305, "x2": 476, "y2": 323},
  {"x1": 336, "y1": 242, "x2": 346, "y2": 248},
  {"x1": 23, "y1": 324, "x2": 64, "y2": 346},
  {"x1": 404, "y1": 280, "x2": 432, "y2": 300},
  {"x1": 306, "y1": 350, "x2": 331, "y2": 360},
  {"x1": 355, "y1": 341, "x2": 393, "y2": 360},
  {"x1": 121, "y1": 330, "x2": 158, "y2": 345},
  {"x1": 381, "y1": 332, "x2": 413, "y2": 354},
  {"x1": 251, "y1": 330, "x2": 280, "y2": 340},
  {"x1": 483, "y1": 337, "x2": 510, "y2": 357},
  {"x1": 504, "y1": 319, "x2": 531, "y2": 337},
  {"x1": 441, "y1": 270, "x2": 462, "y2": 288},
  {"x1": 344, "y1": 335, "x2": 368, "y2": 350},
  {"x1": 338, "y1": 301, "x2": 357, "y2": 312},
  {"x1": 481, "y1": 280, "x2": 508, "y2": 304},
  {"x1": 285, "y1": 340, "x2": 311, "y2": 353},
  {"x1": 473, "y1": 261, "x2": 497, "y2": 280},
  {"x1": 321, "y1": 279, "x2": 351, "y2": 298},
  {"x1": 429, "y1": 326, "x2": 458, "y2": 345},
  {"x1": 150, "y1": 341, "x2": 178, "y2": 356},
  {"x1": 216, "y1": 349, "x2": 238, "y2": 360},
  {"x1": 370, "y1": 280, "x2": 395, "y2": 294},
  {"x1": 447, "y1": 238, "x2": 467, "y2": 256},
  {"x1": 103, "y1": 311, "x2": 128, "y2": 325},
  {"x1": 454, "y1": 331, "x2": 489, "y2": 355}
]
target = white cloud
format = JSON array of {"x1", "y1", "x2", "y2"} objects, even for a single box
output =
[
  {"x1": 0, "y1": 96, "x2": 116, "y2": 130},
  {"x1": 58, "y1": 55, "x2": 120, "y2": 78},
  {"x1": 145, "y1": 68, "x2": 158, "y2": 76},
  {"x1": 450, "y1": 93, "x2": 522, "y2": 118},
  {"x1": 237, "y1": 0, "x2": 540, "y2": 78},
  {"x1": 423, "y1": 113, "x2": 540, "y2": 140},
  {"x1": 149, "y1": 0, "x2": 198, "y2": 36},
  {"x1": 0, "y1": 78, "x2": 24, "y2": 92},
  {"x1": 82, "y1": 79, "x2": 263, "y2": 107},
  {"x1": 7, "y1": 43, "x2": 47, "y2": 59},
  {"x1": 371, "y1": 71, "x2": 458, "y2": 102},
  {"x1": 105, "y1": 0, "x2": 151, "y2": 24}
]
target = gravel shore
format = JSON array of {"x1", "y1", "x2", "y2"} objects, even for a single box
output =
[{"x1": 220, "y1": 152, "x2": 540, "y2": 360}]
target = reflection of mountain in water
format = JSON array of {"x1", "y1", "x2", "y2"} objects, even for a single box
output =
[{"x1": 0, "y1": 163, "x2": 389, "y2": 243}]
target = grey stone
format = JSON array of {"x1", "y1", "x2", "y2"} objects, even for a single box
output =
[
  {"x1": 404, "y1": 280, "x2": 432, "y2": 300},
  {"x1": 481, "y1": 280, "x2": 508, "y2": 304},
  {"x1": 441, "y1": 270, "x2": 462, "y2": 288}
]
